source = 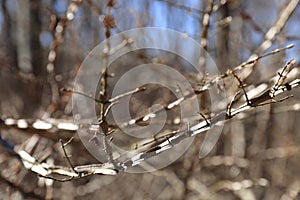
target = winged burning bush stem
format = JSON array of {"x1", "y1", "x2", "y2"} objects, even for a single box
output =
[
  {"x1": 1, "y1": 43, "x2": 298, "y2": 181},
  {"x1": 10, "y1": 56, "x2": 299, "y2": 182},
  {"x1": 0, "y1": 42, "x2": 297, "y2": 182},
  {"x1": 119, "y1": 59, "x2": 299, "y2": 170}
]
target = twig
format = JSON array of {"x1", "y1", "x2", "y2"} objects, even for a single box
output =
[
  {"x1": 59, "y1": 138, "x2": 76, "y2": 174},
  {"x1": 96, "y1": 0, "x2": 119, "y2": 170},
  {"x1": 46, "y1": 0, "x2": 83, "y2": 105},
  {"x1": 108, "y1": 87, "x2": 146, "y2": 102},
  {"x1": 154, "y1": 0, "x2": 206, "y2": 14},
  {"x1": 199, "y1": 0, "x2": 215, "y2": 69}
]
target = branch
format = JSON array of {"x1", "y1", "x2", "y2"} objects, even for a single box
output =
[{"x1": 118, "y1": 59, "x2": 299, "y2": 170}]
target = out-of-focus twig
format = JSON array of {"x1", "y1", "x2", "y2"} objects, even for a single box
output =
[
  {"x1": 240, "y1": 0, "x2": 299, "y2": 79},
  {"x1": 46, "y1": 0, "x2": 83, "y2": 105}
]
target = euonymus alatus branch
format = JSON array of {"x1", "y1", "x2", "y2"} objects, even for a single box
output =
[{"x1": 1, "y1": 58, "x2": 298, "y2": 181}]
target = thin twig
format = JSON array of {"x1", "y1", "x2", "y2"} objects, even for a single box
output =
[
  {"x1": 59, "y1": 138, "x2": 76, "y2": 174},
  {"x1": 46, "y1": 1, "x2": 83, "y2": 105}
]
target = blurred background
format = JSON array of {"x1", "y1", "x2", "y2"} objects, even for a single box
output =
[{"x1": 0, "y1": 0, "x2": 300, "y2": 199}]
